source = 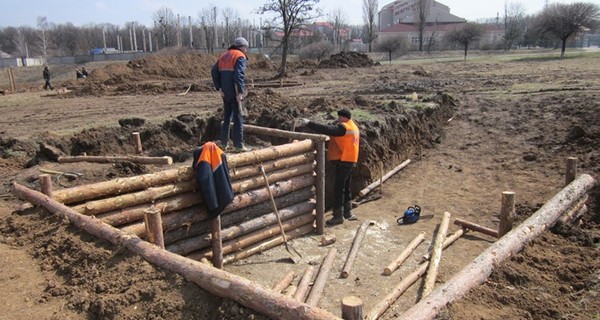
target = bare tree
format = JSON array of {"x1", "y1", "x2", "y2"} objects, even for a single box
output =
[
  {"x1": 258, "y1": 0, "x2": 321, "y2": 77},
  {"x1": 503, "y1": 2, "x2": 527, "y2": 50},
  {"x1": 13, "y1": 27, "x2": 30, "y2": 58},
  {"x1": 36, "y1": 16, "x2": 50, "y2": 59},
  {"x1": 376, "y1": 35, "x2": 409, "y2": 63},
  {"x1": 328, "y1": 8, "x2": 347, "y2": 50},
  {"x1": 222, "y1": 7, "x2": 240, "y2": 46},
  {"x1": 535, "y1": 2, "x2": 600, "y2": 58},
  {"x1": 199, "y1": 6, "x2": 219, "y2": 53},
  {"x1": 153, "y1": 6, "x2": 178, "y2": 49},
  {"x1": 416, "y1": 0, "x2": 430, "y2": 52},
  {"x1": 362, "y1": 0, "x2": 378, "y2": 52},
  {"x1": 446, "y1": 23, "x2": 485, "y2": 61}
]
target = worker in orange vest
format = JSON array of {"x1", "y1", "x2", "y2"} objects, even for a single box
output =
[{"x1": 299, "y1": 108, "x2": 360, "y2": 226}]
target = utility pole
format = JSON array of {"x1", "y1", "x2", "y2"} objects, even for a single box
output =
[
  {"x1": 189, "y1": 16, "x2": 193, "y2": 48},
  {"x1": 133, "y1": 22, "x2": 138, "y2": 51},
  {"x1": 213, "y1": 6, "x2": 218, "y2": 50},
  {"x1": 102, "y1": 27, "x2": 107, "y2": 51}
]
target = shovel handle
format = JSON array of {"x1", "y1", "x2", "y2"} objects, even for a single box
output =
[{"x1": 259, "y1": 165, "x2": 288, "y2": 243}]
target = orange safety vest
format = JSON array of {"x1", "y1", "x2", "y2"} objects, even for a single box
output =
[
  {"x1": 218, "y1": 49, "x2": 246, "y2": 72},
  {"x1": 328, "y1": 120, "x2": 359, "y2": 163}
]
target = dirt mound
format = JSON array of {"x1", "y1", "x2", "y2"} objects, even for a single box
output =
[
  {"x1": 318, "y1": 51, "x2": 378, "y2": 68},
  {"x1": 64, "y1": 52, "x2": 275, "y2": 96}
]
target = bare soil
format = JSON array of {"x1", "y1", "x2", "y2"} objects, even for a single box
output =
[{"x1": 0, "y1": 50, "x2": 599, "y2": 320}]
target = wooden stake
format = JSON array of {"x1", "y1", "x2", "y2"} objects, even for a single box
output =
[
  {"x1": 272, "y1": 271, "x2": 296, "y2": 293},
  {"x1": 341, "y1": 296, "x2": 364, "y2": 320},
  {"x1": 221, "y1": 223, "x2": 314, "y2": 264},
  {"x1": 367, "y1": 229, "x2": 466, "y2": 320},
  {"x1": 358, "y1": 159, "x2": 410, "y2": 198},
  {"x1": 384, "y1": 231, "x2": 426, "y2": 276},
  {"x1": 454, "y1": 218, "x2": 499, "y2": 238},
  {"x1": 398, "y1": 174, "x2": 596, "y2": 320},
  {"x1": 498, "y1": 191, "x2": 516, "y2": 237},
  {"x1": 143, "y1": 208, "x2": 164, "y2": 248},
  {"x1": 293, "y1": 266, "x2": 315, "y2": 302},
  {"x1": 39, "y1": 174, "x2": 53, "y2": 197},
  {"x1": 565, "y1": 156, "x2": 577, "y2": 186},
  {"x1": 379, "y1": 162, "x2": 384, "y2": 196},
  {"x1": 422, "y1": 212, "x2": 451, "y2": 298},
  {"x1": 132, "y1": 132, "x2": 143, "y2": 154},
  {"x1": 315, "y1": 140, "x2": 326, "y2": 235},
  {"x1": 305, "y1": 247, "x2": 337, "y2": 307},
  {"x1": 341, "y1": 221, "x2": 371, "y2": 279},
  {"x1": 11, "y1": 182, "x2": 340, "y2": 320},
  {"x1": 210, "y1": 216, "x2": 223, "y2": 269}
]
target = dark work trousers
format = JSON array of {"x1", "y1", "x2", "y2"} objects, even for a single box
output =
[
  {"x1": 220, "y1": 97, "x2": 244, "y2": 148},
  {"x1": 44, "y1": 79, "x2": 52, "y2": 90},
  {"x1": 333, "y1": 164, "x2": 354, "y2": 217}
]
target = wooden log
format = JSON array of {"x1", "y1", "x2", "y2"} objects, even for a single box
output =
[
  {"x1": 358, "y1": 159, "x2": 410, "y2": 198},
  {"x1": 560, "y1": 194, "x2": 588, "y2": 223},
  {"x1": 341, "y1": 221, "x2": 371, "y2": 279},
  {"x1": 422, "y1": 211, "x2": 451, "y2": 299},
  {"x1": 315, "y1": 140, "x2": 326, "y2": 235},
  {"x1": 245, "y1": 125, "x2": 329, "y2": 142},
  {"x1": 293, "y1": 266, "x2": 316, "y2": 302},
  {"x1": 222, "y1": 223, "x2": 314, "y2": 264},
  {"x1": 189, "y1": 213, "x2": 315, "y2": 260},
  {"x1": 234, "y1": 162, "x2": 315, "y2": 193},
  {"x1": 398, "y1": 174, "x2": 596, "y2": 320},
  {"x1": 143, "y1": 208, "x2": 165, "y2": 248},
  {"x1": 163, "y1": 189, "x2": 314, "y2": 245},
  {"x1": 132, "y1": 132, "x2": 143, "y2": 154},
  {"x1": 230, "y1": 152, "x2": 315, "y2": 180},
  {"x1": 53, "y1": 166, "x2": 194, "y2": 204},
  {"x1": 305, "y1": 247, "x2": 337, "y2": 307},
  {"x1": 341, "y1": 296, "x2": 364, "y2": 320},
  {"x1": 40, "y1": 174, "x2": 53, "y2": 197},
  {"x1": 421, "y1": 229, "x2": 467, "y2": 262},
  {"x1": 565, "y1": 156, "x2": 578, "y2": 186},
  {"x1": 72, "y1": 180, "x2": 198, "y2": 215},
  {"x1": 367, "y1": 229, "x2": 466, "y2": 320},
  {"x1": 228, "y1": 139, "x2": 316, "y2": 167},
  {"x1": 498, "y1": 191, "x2": 516, "y2": 237},
  {"x1": 58, "y1": 155, "x2": 173, "y2": 165},
  {"x1": 384, "y1": 231, "x2": 426, "y2": 276},
  {"x1": 11, "y1": 182, "x2": 341, "y2": 320},
  {"x1": 272, "y1": 271, "x2": 296, "y2": 293},
  {"x1": 168, "y1": 200, "x2": 315, "y2": 256},
  {"x1": 121, "y1": 173, "x2": 315, "y2": 237},
  {"x1": 54, "y1": 141, "x2": 313, "y2": 205},
  {"x1": 99, "y1": 191, "x2": 202, "y2": 227},
  {"x1": 284, "y1": 285, "x2": 298, "y2": 298},
  {"x1": 210, "y1": 216, "x2": 223, "y2": 269},
  {"x1": 454, "y1": 218, "x2": 499, "y2": 238}
]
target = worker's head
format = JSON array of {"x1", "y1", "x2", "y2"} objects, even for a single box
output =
[
  {"x1": 234, "y1": 37, "x2": 249, "y2": 52},
  {"x1": 337, "y1": 108, "x2": 352, "y2": 121}
]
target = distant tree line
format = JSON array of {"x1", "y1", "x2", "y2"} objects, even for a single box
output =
[{"x1": 0, "y1": 1, "x2": 598, "y2": 64}]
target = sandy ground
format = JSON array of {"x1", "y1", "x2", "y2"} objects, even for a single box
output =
[{"x1": 0, "y1": 50, "x2": 599, "y2": 319}]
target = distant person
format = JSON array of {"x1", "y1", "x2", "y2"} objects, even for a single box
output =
[
  {"x1": 75, "y1": 68, "x2": 83, "y2": 79},
  {"x1": 81, "y1": 66, "x2": 88, "y2": 78},
  {"x1": 298, "y1": 108, "x2": 360, "y2": 226},
  {"x1": 211, "y1": 37, "x2": 249, "y2": 152},
  {"x1": 43, "y1": 66, "x2": 53, "y2": 90}
]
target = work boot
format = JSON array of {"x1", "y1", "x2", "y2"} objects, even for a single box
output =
[
  {"x1": 326, "y1": 208, "x2": 344, "y2": 226},
  {"x1": 234, "y1": 144, "x2": 250, "y2": 153},
  {"x1": 343, "y1": 201, "x2": 358, "y2": 221}
]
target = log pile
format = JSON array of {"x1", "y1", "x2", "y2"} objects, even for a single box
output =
[{"x1": 46, "y1": 139, "x2": 323, "y2": 264}]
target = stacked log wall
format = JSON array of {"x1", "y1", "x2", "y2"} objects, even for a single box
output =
[{"x1": 49, "y1": 139, "x2": 320, "y2": 264}]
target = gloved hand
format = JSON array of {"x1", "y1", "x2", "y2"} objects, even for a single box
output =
[{"x1": 298, "y1": 118, "x2": 310, "y2": 126}]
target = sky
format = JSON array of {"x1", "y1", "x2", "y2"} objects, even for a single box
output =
[{"x1": 1, "y1": 0, "x2": 599, "y2": 28}]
